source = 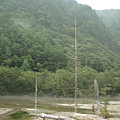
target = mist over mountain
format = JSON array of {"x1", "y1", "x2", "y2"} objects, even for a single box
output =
[{"x1": 96, "y1": 9, "x2": 120, "y2": 43}]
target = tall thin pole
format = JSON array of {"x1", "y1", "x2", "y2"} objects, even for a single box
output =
[
  {"x1": 75, "y1": 14, "x2": 78, "y2": 113},
  {"x1": 35, "y1": 73, "x2": 37, "y2": 114}
]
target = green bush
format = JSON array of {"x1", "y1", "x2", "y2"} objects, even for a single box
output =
[
  {"x1": 101, "y1": 105, "x2": 110, "y2": 118},
  {"x1": 101, "y1": 96, "x2": 110, "y2": 118}
]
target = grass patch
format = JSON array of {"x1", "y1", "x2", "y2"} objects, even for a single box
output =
[{"x1": 10, "y1": 111, "x2": 30, "y2": 119}]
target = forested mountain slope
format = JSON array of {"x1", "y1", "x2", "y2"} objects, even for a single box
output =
[
  {"x1": 0, "y1": 0, "x2": 120, "y2": 96},
  {"x1": 0, "y1": 0, "x2": 120, "y2": 72}
]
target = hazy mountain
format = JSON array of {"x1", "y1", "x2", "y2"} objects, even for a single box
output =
[{"x1": 96, "y1": 9, "x2": 120, "y2": 43}]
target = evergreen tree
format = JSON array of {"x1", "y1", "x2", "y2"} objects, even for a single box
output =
[{"x1": 20, "y1": 59, "x2": 30, "y2": 71}]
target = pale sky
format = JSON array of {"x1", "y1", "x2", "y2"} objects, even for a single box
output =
[{"x1": 76, "y1": 0, "x2": 119, "y2": 10}]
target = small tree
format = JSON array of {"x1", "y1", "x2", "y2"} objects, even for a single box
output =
[
  {"x1": 20, "y1": 59, "x2": 30, "y2": 71},
  {"x1": 101, "y1": 96, "x2": 110, "y2": 118}
]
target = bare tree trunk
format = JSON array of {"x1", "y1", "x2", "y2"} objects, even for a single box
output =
[
  {"x1": 30, "y1": 113, "x2": 71, "y2": 120},
  {"x1": 92, "y1": 79, "x2": 102, "y2": 116},
  {"x1": 74, "y1": 14, "x2": 78, "y2": 113}
]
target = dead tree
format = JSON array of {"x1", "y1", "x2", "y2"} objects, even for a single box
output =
[
  {"x1": 92, "y1": 79, "x2": 102, "y2": 116},
  {"x1": 30, "y1": 113, "x2": 71, "y2": 120}
]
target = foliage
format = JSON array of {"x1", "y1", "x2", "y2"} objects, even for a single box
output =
[
  {"x1": 20, "y1": 59, "x2": 30, "y2": 71},
  {"x1": 0, "y1": 66, "x2": 119, "y2": 97},
  {"x1": 101, "y1": 105, "x2": 110, "y2": 118},
  {"x1": 101, "y1": 96, "x2": 110, "y2": 118}
]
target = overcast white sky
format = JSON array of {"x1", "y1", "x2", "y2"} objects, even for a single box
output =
[{"x1": 76, "y1": 0, "x2": 119, "y2": 10}]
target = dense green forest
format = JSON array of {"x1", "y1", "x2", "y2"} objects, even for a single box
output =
[{"x1": 0, "y1": 0, "x2": 120, "y2": 97}]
